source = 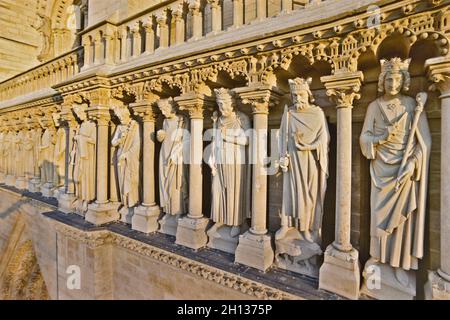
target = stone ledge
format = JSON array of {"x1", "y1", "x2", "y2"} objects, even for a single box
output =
[{"x1": 0, "y1": 184, "x2": 343, "y2": 300}]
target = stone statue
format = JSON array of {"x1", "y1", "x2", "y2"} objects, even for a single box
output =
[
  {"x1": 112, "y1": 106, "x2": 141, "y2": 223},
  {"x1": 72, "y1": 104, "x2": 97, "y2": 214},
  {"x1": 14, "y1": 126, "x2": 27, "y2": 189},
  {"x1": 53, "y1": 112, "x2": 66, "y2": 194},
  {"x1": 23, "y1": 118, "x2": 36, "y2": 184},
  {"x1": 32, "y1": 13, "x2": 54, "y2": 62},
  {"x1": 360, "y1": 58, "x2": 432, "y2": 299},
  {"x1": 4, "y1": 130, "x2": 14, "y2": 185},
  {"x1": 39, "y1": 117, "x2": 56, "y2": 196},
  {"x1": 156, "y1": 98, "x2": 189, "y2": 236},
  {"x1": 207, "y1": 88, "x2": 251, "y2": 254},
  {"x1": 275, "y1": 77, "x2": 330, "y2": 277}
]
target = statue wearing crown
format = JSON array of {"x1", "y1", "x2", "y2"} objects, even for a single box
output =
[
  {"x1": 360, "y1": 58, "x2": 432, "y2": 299},
  {"x1": 207, "y1": 88, "x2": 251, "y2": 254},
  {"x1": 275, "y1": 77, "x2": 330, "y2": 277}
]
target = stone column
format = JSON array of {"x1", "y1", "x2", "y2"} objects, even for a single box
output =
[
  {"x1": 131, "y1": 100, "x2": 162, "y2": 233},
  {"x1": 175, "y1": 93, "x2": 213, "y2": 249},
  {"x1": 231, "y1": 0, "x2": 243, "y2": 28},
  {"x1": 121, "y1": 29, "x2": 128, "y2": 62},
  {"x1": 173, "y1": 9, "x2": 185, "y2": 45},
  {"x1": 131, "y1": 24, "x2": 141, "y2": 57},
  {"x1": 256, "y1": 0, "x2": 267, "y2": 21},
  {"x1": 104, "y1": 34, "x2": 115, "y2": 65},
  {"x1": 82, "y1": 38, "x2": 91, "y2": 68},
  {"x1": 28, "y1": 123, "x2": 42, "y2": 193},
  {"x1": 280, "y1": 0, "x2": 293, "y2": 14},
  {"x1": 143, "y1": 20, "x2": 155, "y2": 54},
  {"x1": 94, "y1": 37, "x2": 103, "y2": 65},
  {"x1": 208, "y1": 0, "x2": 222, "y2": 34},
  {"x1": 85, "y1": 102, "x2": 120, "y2": 225},
  {"x1": 425, "y1": 56, "x2": 450, "y2": 300},
  {"x1": 233, "y1": 85, "x2": 282, "y2": 271},
  {"x1": 319, "y1": 71, "x2": 363, "y2": 300},
  {"x1": 157, "y1": 13, "x2": 169, "y2": 49},
  {"x1": 189, "y1": 2, "x2": 203, "y2": 41}
]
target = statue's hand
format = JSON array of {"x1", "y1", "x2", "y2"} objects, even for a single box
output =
[
  {"x1": 157, "y1": 130, "x2": 166, "y2": 142},
  {"x1": 279, "y1": 156, "x2": 290, "y2": 172},
  {"x1": 385, "y1": 123, "x2": 401, "y2": 142},
  {"x1": 416, "y1": 92, "x2": 428, "y2": 111}
]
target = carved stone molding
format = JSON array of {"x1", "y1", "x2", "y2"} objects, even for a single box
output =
[{"x1": 54, "y1": 222, "x2": 296, "y2": 300}]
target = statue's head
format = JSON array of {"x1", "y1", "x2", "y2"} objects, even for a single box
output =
[
  {"x1": 52, "y1": 112, "x2": 62, "y2": 127},
  {"x1": 73, "y1": 103, "x2": 88, "y2": 122},
  {"x1": 378, "y1": 58, "x2": 411, "y2": 96},
  {"x1": 113, "y1": 105, "x2": 131, "y2": 124},
  {"x1": 157, "y1": 98, "x2": 176, "y2": 119},
  {"x1": 214, "y1": 88, "x2": 235, "y2": 118},
  {"x1": 288, "y1": 77, "x2": 314, "y2": 110}
]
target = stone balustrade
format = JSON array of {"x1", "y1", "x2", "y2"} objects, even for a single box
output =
[
  {"x1": 0, "y1": 48, "x2": 83, "y2": 103},
  {"x1": 79, "y1": 0, "x2": 325, "y2": 69}
]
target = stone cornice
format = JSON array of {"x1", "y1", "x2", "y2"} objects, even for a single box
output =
[{"x1": 53, "y1": 222, "x2": 298, "y2": 300}]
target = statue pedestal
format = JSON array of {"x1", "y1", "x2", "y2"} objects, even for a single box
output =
[
  {"x1": 175, "y1": 216, "x2": 209, "y2": 250},
  {"x1": 235, "y1": 231, "x2": 274, "y2": 272},
  {"x1": 319, "y1": 245, "x2": 360, "y2": 300},
  {"x1": 207, "y1": 224, "x2": 241, "y2": 255},
  {"x1": 28, "y1": 177, "x2": 41, "y2": 193},
  {"x1": 159, "y1": 213, "x2": 181, "y2": 237},
  {"x1": 425, "y1": 270, "x2": 450, "y2": 300},
  {"x1": 58, "y1": 193, "x2": 77, "y2": 214},
  {"x1": 275, "y1": 229, "x2": 322, "y2": 278},
  {"x1": 85, "y1": 202, "x2": 120, "y2": 226},
  {"x1": 40, "y1": 183, "x2": 55, "y2": 198},
  {"x1": 361, "y1": 260, "x2": 416, "y2": 300},
  {"x1": 132, "y1": 205, "x2": 160, "y2": 233},
  {"x1": 14, "y1": 176, "x2": 27, "y2": 190},
  {"x1": 5, "y1": 175, "x2": 16, "y2": 187}
]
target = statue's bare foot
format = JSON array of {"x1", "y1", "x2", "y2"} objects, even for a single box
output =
[
  {"x1": 82, "y1": 201, "x2": 88, "y2": 213},
  {"x1": 207, "y1": 222, "x2": 223, "y2": 235},
  {"x1": 395, "y1": 267, "x2": 409, "y2": 287},
  {"x1": 275, "y1": 225, "x2": 290, "y2": 240},
  {"x1": 230, "y1": 226, "x2": 240, "y2": 238}
]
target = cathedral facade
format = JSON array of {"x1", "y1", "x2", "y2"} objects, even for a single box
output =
[{"x1": 0, "y1": 0, "x2": 449, "y2": 300}]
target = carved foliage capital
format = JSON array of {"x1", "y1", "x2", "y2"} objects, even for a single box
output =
[{"x1": 322, "y1": 72, "x2": 364, "y2": 109}]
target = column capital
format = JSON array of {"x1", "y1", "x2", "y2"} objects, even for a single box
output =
[
  {"x1": 142, "y1": 18, "x2": 153, "y2": 31},
  {"x1": 234, "y1": 84, "x2": 284, "y2": 115},
  {"x1": 87, "y1": 106, "x2": 111, "y2": 125},
  {"x1": 130, "y1": 101, "x2": 158, "y2": 122},
  {"x1": 207, "y1": 0, "x2": 220, "y2": 8},
  {"x1": 156, "y1": 11, "x2": 168, "y2": 25},
  {"x1": 189, "y1": 0, "x2": 201, "y2": 11},
  {"x1": 130, "y1": 23, "x2": 140, "y2": 35},
  {"x1": 426, "y1": 56, "x2": 450, "y2": 97},
  {"x1": 175, "y1": 93, "x2": 215, "y2": 119},
  {"x1": 321, "y1": 71, "x2": 364, "y2": 109}
]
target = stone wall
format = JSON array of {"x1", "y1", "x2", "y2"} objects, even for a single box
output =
[{"x1": 0, "y1": 0, "x2": 40, "y2": 82}]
